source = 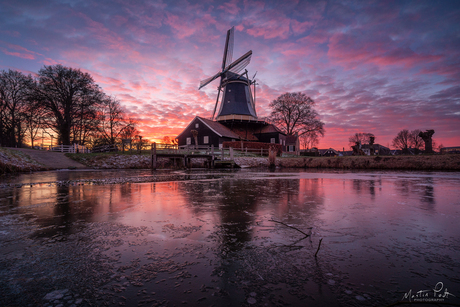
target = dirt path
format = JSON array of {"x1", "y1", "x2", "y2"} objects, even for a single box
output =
[{"x1": 8, "y1": 148, "x2": 87, "y2": 170}]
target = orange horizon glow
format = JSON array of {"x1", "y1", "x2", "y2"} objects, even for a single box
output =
[{"x1": 1, "y1": 1, "x2": 459, "y2": 149}]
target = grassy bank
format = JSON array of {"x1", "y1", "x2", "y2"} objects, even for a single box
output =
[
  {"x1": 66, "y1": 152, "x2": 460, "y2": 171},
  {"x1": 0, "y1": 147, "x2": 45, "y2": 174},
  {"x1": 275, "y1": 154, "x2": 460, "y2": 171}
]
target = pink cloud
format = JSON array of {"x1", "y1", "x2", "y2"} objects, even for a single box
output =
[
  {"x1": 0, "y1": 48, "x2": 35, "y2": 60},
  {"x1": 0, "y1": 41, "x2": 41, "y2": 60},
  {"x1": 218, "y1": 0, "x2": 241, "y2": 15},
  {"x1": 328, "y1": 33, "x2": 442, "y2": 70}
]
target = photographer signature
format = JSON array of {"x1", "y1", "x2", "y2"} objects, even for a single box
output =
[{"x1": 402, "y1": 282, "x2": 455, "y2": 302}]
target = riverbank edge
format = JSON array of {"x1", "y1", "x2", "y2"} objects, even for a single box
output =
[
  {"x1": 2, "y1": 148, "x2": 460, "y2": 174},
  {"x1": 67, "y1": 152, "x2": 460, "y2": 171},
  {"x1": 0, "y1": 147, "x2": 46, "y2": 174}
]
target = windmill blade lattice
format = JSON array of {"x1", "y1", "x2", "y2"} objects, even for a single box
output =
[
  {"x1": 226, "y1": 50, "x2": 252, "y2": 74},
  {"x1": 223, "y1": 27, "x2": 234, "y2": 69},
  {"x1": 199, "y1": 72, "x2": 221, "y2": 90}
]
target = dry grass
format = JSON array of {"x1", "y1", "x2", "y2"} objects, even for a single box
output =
[
  {"x1": 0, "y1": 147, "x2": 45, "y2": 174},
  {"x1": 277, "y1": 154, "x2": 460, "y2": 171}
]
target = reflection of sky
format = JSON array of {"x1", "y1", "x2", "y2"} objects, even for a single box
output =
[
  {"x1": 1, "y1": 170, "x2": 459, "y2": 303},
  {"x1": 1, "y1": 1, "x2": 459, "y2": 148}
]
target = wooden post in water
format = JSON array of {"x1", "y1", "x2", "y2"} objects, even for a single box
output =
[
  {"x1": 211, "y1": 145, "x2": 215, "y2": 168},
  {"x1": 269, "y1": 145, "x2": 276, "y2": 169},
  {"x1": 151, "y1": 142, "x2": 157, "y2": 170}
]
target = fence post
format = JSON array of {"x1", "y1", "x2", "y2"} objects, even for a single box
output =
[
  {"x1": 221, "y1": 147, "x2": 224, "y2": 161},
  {"x1": 269, "y1": 146, "x2": 276, "y2": 168},
  {"x1": 261, "y1": 148, "x2": 263, "y2": 156},
  {"x1": 151, "y1": 142, "x2": 157, "y2": 170}
]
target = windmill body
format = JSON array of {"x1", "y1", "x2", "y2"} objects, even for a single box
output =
[
  {"x1": 216, "y1": 72, "x2": 257, "y2": 121},
  {"x1": 199, "y1": 27, "x2": 258, "y2": 122}
]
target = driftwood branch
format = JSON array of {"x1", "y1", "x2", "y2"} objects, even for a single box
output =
[
  {"x1": 315, "y1": 238, "x2": 323, "y2": 257},
  {"x1": 269, "y1": 219, "x2": 312, "y2": 237}
]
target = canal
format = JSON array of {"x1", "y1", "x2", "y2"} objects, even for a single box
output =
[{"x1": 1, "y1": 169, "x2": 459, "y2": 306}]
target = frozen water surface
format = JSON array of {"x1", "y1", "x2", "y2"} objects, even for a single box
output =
[{"x1": 1, "y1": 169, "x2": 459, "y2": 306}]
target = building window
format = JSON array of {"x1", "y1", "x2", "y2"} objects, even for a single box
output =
[
  {"x1": 203, "y1": 136, "x2": 209, "y2": 144},
  {"x1": 219, "y1": 143, "x2": 223, "y2": 149},
  {"x1": 195, "y1": 123, "x2": 199, "y2": 128},
  {"x1": 289, "y1": 145, "x2": 294, "y2": 152},
  {"x1": 186, "y1": 137, "x2": 191, "y2": 145},
  {"x1": 280, "y1": 139, "x2": 282, "y2": 145},
  {"x1": 271, "y1": 138, "x2": 275, "y2": 143}
]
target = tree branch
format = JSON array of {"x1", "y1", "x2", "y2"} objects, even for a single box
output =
[{"x1": 269, "y1": 219, "x2": 312, "y2": 237}]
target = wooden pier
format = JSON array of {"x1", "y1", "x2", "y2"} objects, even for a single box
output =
[{"x1": 150, "y1": 143, "x2": 237, "y2": 170}]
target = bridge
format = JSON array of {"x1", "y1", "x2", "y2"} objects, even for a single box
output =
[{"x1": 151, "y1": 144, "x2": 238, "y2": 169}]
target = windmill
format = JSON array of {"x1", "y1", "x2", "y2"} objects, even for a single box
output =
[{"x1": 199, "y1": 27, "x2": 257, "y2": 122}]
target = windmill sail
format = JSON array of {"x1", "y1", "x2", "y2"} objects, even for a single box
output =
[
  {"x1": 226, "y1": 50, "x2": 252, "y2": 74},
  {"x1": 222, "y1": 27, "x2": 234, "y2": 70},
  {"x1": 198, "y1": 27, "x2": 257, "y2": 122}
]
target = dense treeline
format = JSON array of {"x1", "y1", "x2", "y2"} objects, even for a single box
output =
[{"x1": 0, "y1": 65, "x2": 137, "y2": 148}]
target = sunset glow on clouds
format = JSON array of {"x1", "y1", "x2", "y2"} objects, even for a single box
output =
[{"x1": 1, "y1": 0, "x2": 459, "y2": 149}]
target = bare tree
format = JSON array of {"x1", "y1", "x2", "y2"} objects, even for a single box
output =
[
  {"x1": 119, "y1": 118, "x2": 139, "y2": 140},
  {"x1": 0, "y1": 69, "x2": 34, "y2": 147},
  {"x1": 392, "y1": 129, "x2": 411, "y2": 152},
  {"x1": 300, "y1": 131, "x2": 319, "y2": 149},
  {"x1": 162, "y1": 136, "x2": 171, "y2": 144},
  {"x1": 98, "y1": 96, "x2": 132, "y2": 145},
  {"x1": 23, "y1": 101, "x2": 45, "y2": 148},
  {"x1": 349, "y1": 132, "x2": 374, "y2": 148},
  {"x1": 268, "y1": 92, "x2": 325, "y2": 138},
  {"x1": 72, "y1": 96, "x2": 101, "y2": 146},
  {"x1": 437, "y1": 143, "x2": 444, "y2": 153},
  {"x1": 33, "y1": 64, "x2": 105, "y2": 145},
  {"x1": 409, "y1": 129, "x2": 424, "y2": 152}
]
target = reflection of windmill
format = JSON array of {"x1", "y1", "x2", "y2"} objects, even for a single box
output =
[{"x1": 199, "y1": 27, "x2": 258, "y2": 122}]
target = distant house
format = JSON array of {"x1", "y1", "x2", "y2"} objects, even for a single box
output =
[
  {"x1": 441, "y1": 146, "x2": 460, "y2": 154},
  {"x1": 318, "y1": 148, "x2": 340, "y2": 157},
  {"x1": 285, "y1": 133, "x2": 300, "y2": 155},
  {"x1": 360, "y1": 144, "x2": 391, "y2": 155},
  {"x1": 176, "y1": 116, "x2": 288, "y2": 150}
]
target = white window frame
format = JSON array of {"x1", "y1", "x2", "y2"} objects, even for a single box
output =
[
  {"x1": 270, "y1": 138, "x2": 275, "y2": 144},
  {"x1": 203, "y1": 136, "x2": 209, "y2": 144},
  {"x1": 195, "y1": 123, "x2": 199, "y2": 128},
  {"x1": 186, "y1": 137, "x2": 191, "y2": 145}
]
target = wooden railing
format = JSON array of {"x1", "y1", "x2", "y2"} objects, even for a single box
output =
[
  {"x1": 177, "y1": 145, "x2": 272, "y2": 157},
  {"x1": 50, "y1": 144, "x2": 90, "y2": 153}
]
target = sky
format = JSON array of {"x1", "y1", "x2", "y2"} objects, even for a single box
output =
[{"x1": 1, "y1": 0, "x2": 459, "y2": 149}]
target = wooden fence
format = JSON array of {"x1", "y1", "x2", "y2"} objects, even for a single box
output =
[
  {"x1": 177, "y1": 145, "x2": 273, "y2": 157},
  {"x1": 50, "y1": 144, "x2": 90, "y2": 153}
]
